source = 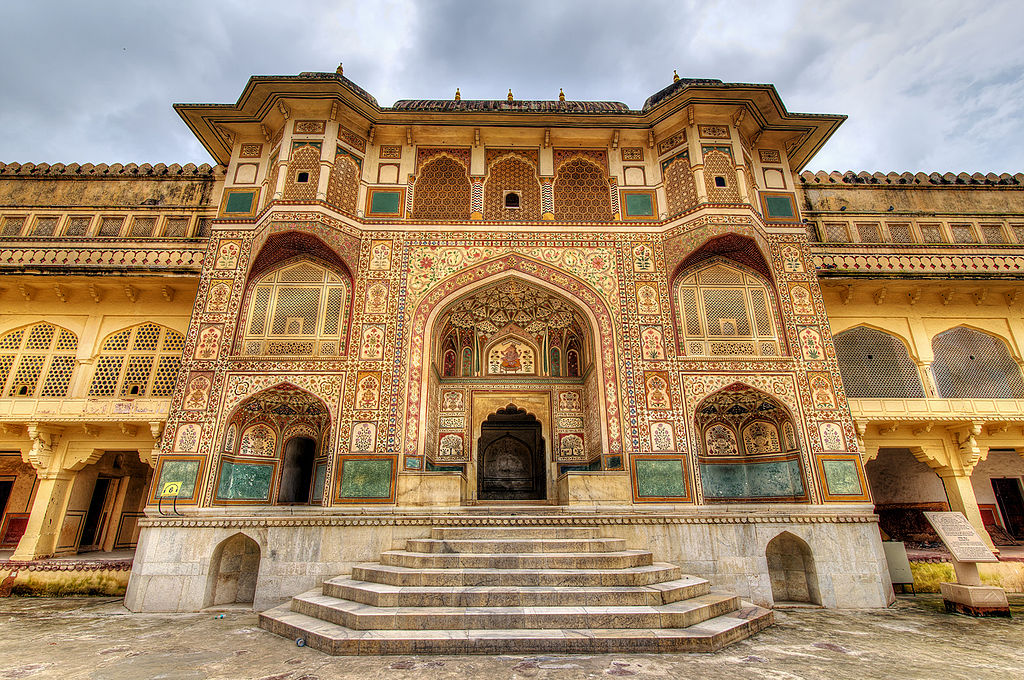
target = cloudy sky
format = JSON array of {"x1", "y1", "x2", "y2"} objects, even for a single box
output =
[{"x1": 2, "y1": 1, "x2": 1022, "y2": 172}]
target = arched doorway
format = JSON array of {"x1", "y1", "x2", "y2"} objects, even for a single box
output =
[
  {"x1": 278, "y1": 436, "x2": 316, "y2": 503},
  {"x1": 478, "y1": 404, "x2": 546, "y2": 501},
  {"x1": 421, "y1": 275, "x2": 605, "y2": 501}
]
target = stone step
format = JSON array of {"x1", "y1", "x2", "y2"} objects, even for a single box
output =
[
  {"x1": 405, "y1": 537, "x2": 628, "y2": 554},
  {"x1": 290, "y1": 589, "x2": 740, "y2": 631},
  {"x1": 351, "y1": 562, "x2": 682, "y2": 587},
  {"x1": 323, "y1": 575, "x2": 711, "y2": 608},
  {"x1": 378, "y1": 549, "x2": 653, "y2": 570},
  {"x1": 258, "y1": 602, "x2": 775, "y2": 655},
  {"x1": 430, "y1": 526, "x2": 602, "y2": 540}
]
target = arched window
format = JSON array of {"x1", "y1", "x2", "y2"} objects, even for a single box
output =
[
  {"x1": 88, "y1": 323, "x2": 183, "y2": 397},
  {"x1": 674, "y1": 261, "x2": 780, "y2": 357},
  {"x1": 241, "y1": 260, "x2": 350, "y2": 357},
  {"x1": 932, "y1": 327, "x2": 1024, "y2": 399},
  {"x1": 484, "y1": 154, "x2": 542, "y2": 221},
  {"x1": 834, "y1": 327, "x2": 925, "y2": 398},
  {"x1": 553, "y1": 156, "x2": 613, "y2": 222},
  {"x1": 412, "y1": 155, "x2": 471, "y2": 220},
  {"x1": 0, "y1": 323, "x2": 78, "y2": 397}
]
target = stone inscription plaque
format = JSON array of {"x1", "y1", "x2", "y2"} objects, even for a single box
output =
[{"x1": 923, "y1": 511, "x2": 998, "y2": 563}]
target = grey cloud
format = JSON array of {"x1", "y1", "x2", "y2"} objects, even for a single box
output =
[{"x1": 1, "y1": 0, "x2": 1021, "y2": 172}]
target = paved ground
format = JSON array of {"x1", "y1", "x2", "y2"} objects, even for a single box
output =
[{"x1": 0, "y1": 596, "x2": 1022, "y2": 679}]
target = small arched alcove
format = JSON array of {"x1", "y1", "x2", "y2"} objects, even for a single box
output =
[
  {"x1": 766, "y1": 531, "x2": 820, "y2": 605},
  {"x1": 278, "y1": 436, "x2": 316, "y2": 503},
  {"x1": 206, "y1": 533, "x2": 261, "y2": 608},
  {"x1": 477, "y1": 404, "x2": 546, "y2": 501}
]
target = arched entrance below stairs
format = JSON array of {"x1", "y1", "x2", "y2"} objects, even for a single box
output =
[{"x1": 477, "y1": 404, "x2": 546, "y2": 501}]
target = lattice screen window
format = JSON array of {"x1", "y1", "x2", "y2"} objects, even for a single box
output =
[
  {"x1": 675, "y1": 262, "x2": 779, "y2": 357},
  {"x1": 887, "y1": 223, "x2": 913, "y2": 243},
  {"x1": 0, "y1": 323, "x2": 78, "y2": 398},
  {"x1": 98, "y1": 217, "x2": 125, "y2": 237},
  {"x1": 128, "y1": 217, "x2": 157, "y2": 238},
  {"x1": 1012, "y1": 225, "x2": 1024, "y2": 244},
  {"x1": 931, "y1": 327, "x2": 1024, "y2": 399},
  {"x1": 64, "y1": 216, "x2": 92, "y2": 236},
  {"x1": 241, "y1": 260, "x2": 350, "y2": 357},
  {"x1": 1, "y1": 216, "x2": 26, "y2": 237},
  {"x1": 824, "y1": 223, "x2": 850, "y2": 243},
  {"x1": 834, "y1": 327, "x2": 925, "y2": 398},
  {"x1": 919, "y1": 224, "x2": 944, "y2": 243},
  {"x1": 31, "y1": 217, "x2": 59, "y2": 237},
  {"x1": 163, "y1": 217, "x2": 189, "y2": 237},
  {"x1": 87, "y1": 323, "x2": 184, "y2": 398},
  {"x1": 981, "y1": 224, "x2": 1007, "y2": 244},
  {"x1": 855, "y1": 223, "x2": 881, "y2": 243},
  {"x1": 950, "y1": 224, "x2": 977, "y2": 244}
]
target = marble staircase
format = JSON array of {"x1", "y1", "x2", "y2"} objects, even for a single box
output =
[{"x1": 258, "y1": 526, "x2": 773, "y2": 654}]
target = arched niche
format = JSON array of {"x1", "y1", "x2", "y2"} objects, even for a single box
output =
[
  {"x1": 217, "y1": 384, "x2": 330, "y2": 506},
  {"x1": 695, "y1": 383, "x2": 807, "y2": 503},
  {"x1": 766, "y1": 532, "x2": 820, "y2": 605},
  {"x1": 834, "y1": 326, "x2": 925, "y2": 399},
  {"x1": 931, "y1": 326, "x2": 1024, "y2": 399},
  {"x1": 206, "y1": 533, "x2": 261, "y2": 608}
]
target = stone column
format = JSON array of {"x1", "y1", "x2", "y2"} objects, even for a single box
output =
[
  {"x1": 935, "y1": 468, "x2": 995, "y2": 551},
  {"x1": 11, "y1": 469, "x2": 76, "y2": 561}
]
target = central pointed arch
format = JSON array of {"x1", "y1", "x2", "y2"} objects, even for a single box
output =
[{"x1": 405, "y1": 254, "x2": 622, "y2": 479}]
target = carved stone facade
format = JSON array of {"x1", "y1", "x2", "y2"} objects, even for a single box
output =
[{"x1": 2, "y1": 70, "x2": 1022, "y2": 611}]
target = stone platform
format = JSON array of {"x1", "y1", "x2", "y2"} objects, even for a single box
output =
[{"x1": 258, "y1": 525, "x2": 773, "y2": 654}]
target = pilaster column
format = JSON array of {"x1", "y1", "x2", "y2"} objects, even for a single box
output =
[
  {"x1": 10, "y1": 469, "x2": 76, "y2": 561},
  {"x1": 935, "y1": 468, "x2": 995, "y2": 551},
  {"x1": 918, "y1": 360, "x2": 939, "y2": 397}
]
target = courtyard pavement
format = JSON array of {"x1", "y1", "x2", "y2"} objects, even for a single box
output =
[{"x1": 0, "y1": 596, "x2": 1021, "y2": 679}]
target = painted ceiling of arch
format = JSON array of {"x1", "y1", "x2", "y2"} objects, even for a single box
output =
[
  {"x1": 237, "y1": 385, "x2": 328, "y2": 418},
  {"x1": 441, "y1": 279, "x2": 587, "y2": 337}
]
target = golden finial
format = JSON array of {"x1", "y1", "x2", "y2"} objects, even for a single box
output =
[
  {"x1": 507, "y1": 88, "x2": 514, "y2": 102},
  {"x1": 673, "y1": 69, "x2": 680, "y2": 83},
  {"x1": 336, "y1": 62, "x2": 344, "y2": 75},
  {"x1": 454, "y1": 87, "x2": 461, "y2": 102},
  {"x1": 559, "y1": 88, "x2": 565, "y2": 102}
]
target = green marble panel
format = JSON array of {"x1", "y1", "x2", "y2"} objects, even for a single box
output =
[
  {"x1": 625, "y1": 193, "x2": 654, "y2": 217},
  {"x1": 370, "y1": 190, "x2": 402, "y2": 215},
  {"x1": 339, "y1": 458, "x2": 393, "y2": 498},
  {"x1": 822, "y1": 459, "x2": 864, "y2": 496},
  {"x1": 216, "y1": 461, "x2": 274, "y2": 501},
  {"x1": 635, "y1": 459, "x2": 687, "y2": 498},
  {"x1": 700, "y1": 458, "x2": 804, "y2": 499},
  {"x1": 224, "y1": 190, "x2": 255, "y2": 214},
  {"x1": 764, "y1": 194, "x2": 796, "y2": 218},
  {"x1": 156, "y1": 459, "x2": 199, "y2": 498}
]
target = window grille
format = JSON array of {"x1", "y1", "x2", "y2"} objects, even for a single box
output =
[
  {"x1": 932, "y1": 327, "x2": 1024, "y2": 399},
  {"x1": 981, "y1": 225, "x2": 1007, "y2": 244},
  {"x1": 1, "y1": 217, "x2": 26, "y2": 236},
  {"x1": 163, "y1": 218, "x2": 189, "y2": 237},
  {"x1": 64, "y1": 216, "x2": 92, "y2": 236},
  {"x1": 87, "y1": 323, "x2": 184, "y2": 397},
  {"x1": 0, "y1": 323, "x2": 78, "y2": 398},
  {"x1": 1013, "y1": 225, "x2": 1024, "y2": 244},
  {"x1": 98, "y1": 217, "x2": 125, "y2": 236},
  {"x1": 241, "y1": 260, "x2": 350, "y2": 357},
  {"x1": 824, "y1": 223, "x2": 849, "y2": 242},
  {"x1": 834, "y1": 326, "x2": 925, "y2": 398},
  {"x1": 129, "y1": 217, "x2": 156, "y2": 237},
  {"x1": 919, "y1": 225, "x2": 943, "y2": 243},
  {"x1": 31, "y1": 217, "x2": 59, "y2": 236},
  {"x1": 887, "y1": 224, "x2": 913, "y2": 243},
  {"x1": 856, "y1": 223, "x2": 881, "y2": 242},
  {"x1": 950, "y1": 224, "x2": 977, "y2": 244},
  {"x1": 675, "y1": 262, "x2": 780, "y2": 357}
]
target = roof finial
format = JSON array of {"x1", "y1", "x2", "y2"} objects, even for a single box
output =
[
  {"x1": 507, "y1": 88, "x2": 514, "y2": 102},
  {"x1": 454, "y1": 87, "x2": 461, "y2": 102},
  {"x1": 673, "y1": 69, "x2": 680, "y2": 83},
  {"x1": 558, "y1": 88, "x2": 565, "y2": 102},
  {"x1": 336, "y1": 62, "x2": 344, "y2": 76}
]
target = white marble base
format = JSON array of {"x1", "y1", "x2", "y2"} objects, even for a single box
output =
[
  {"x1": 939, "y1": 582, "x2": 1010, "y2": 616},
  {"x1": 125, "y1": 504, "x2": 894, "y2": 612}
]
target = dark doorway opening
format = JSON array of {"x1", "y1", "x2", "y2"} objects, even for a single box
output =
[
  {"x1": 992, "y1": 478, "x2": 1024, "y2": 539},
  {"x1": 278, "y1": 436, "x2": 316, "y2": 504},
  {"x1": 80, "y1": 477, "x2": 112, "y2": 549},
  {"x1": 477, "y1": 404, "x2": 545, "y2": 501},
  {"x1": 0, "y1": 480, "x2": 12, "y2": 519}
]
